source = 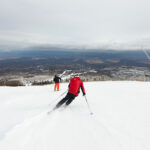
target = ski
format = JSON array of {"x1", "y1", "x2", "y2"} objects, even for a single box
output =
[
  {"x1": 47, "y1": 105, "x2": 67, "y2": 115},
  {"x1": 47, "y1": 108, "x2": 56, "y2": 115}
]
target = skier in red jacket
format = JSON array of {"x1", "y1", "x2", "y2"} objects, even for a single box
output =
[{"x1": 54, "y1": 76, "x2": 86, "y2": 109}]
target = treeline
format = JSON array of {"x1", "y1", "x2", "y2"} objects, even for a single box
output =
[
  {"x1": 0, "y1": 80, "x2": 24, "y2": 86},
  {"x1": 0, "y1": 74, "x2": 146, "y2": 87}
]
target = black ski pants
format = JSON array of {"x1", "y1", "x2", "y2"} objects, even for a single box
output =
[{"x1": 56, "y1": 92, "x2": 77, "y2": 108}]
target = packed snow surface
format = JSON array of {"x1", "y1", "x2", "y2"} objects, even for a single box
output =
[{"x1": 0, "y1": 81, "x2": 150, "y2": 150}]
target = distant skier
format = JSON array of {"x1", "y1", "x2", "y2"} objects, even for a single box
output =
[
  {"x1": 54, "y1": 76, "x2": 86, "y2": 109},
  {"x1": 53, "y1": 75, "x2": 61, "y2": 91}
]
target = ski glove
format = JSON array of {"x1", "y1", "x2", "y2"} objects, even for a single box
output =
[{"x1": 83, "y1": 93, "x2": 86, "y2": 96}]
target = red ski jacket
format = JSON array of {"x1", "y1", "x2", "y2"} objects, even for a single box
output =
[{"x1": 68, "y1": 76, "x2": 85, "y2": 96}]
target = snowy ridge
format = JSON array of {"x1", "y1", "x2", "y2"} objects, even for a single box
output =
[{"x1": 0, "y1": 81, "x2": 150, "y2": 150}]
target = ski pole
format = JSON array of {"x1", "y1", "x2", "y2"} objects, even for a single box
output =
[
  {"x1": 48, "y1": 90, "x2": 68, "y2": 106},
  {"x1": 84, "y1": 95, "x2": 93, "y2": 115}
]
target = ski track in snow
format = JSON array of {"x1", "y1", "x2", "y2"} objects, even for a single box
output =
[{"x1": 0, "y1": 81, "x2": 150, "y2": 150}]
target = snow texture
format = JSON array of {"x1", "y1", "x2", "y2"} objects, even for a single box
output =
[{"x1": 0, "y1": 81, "x2": 150, "y2": 150}]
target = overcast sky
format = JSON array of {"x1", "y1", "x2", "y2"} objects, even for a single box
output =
[{"x1": 0, "y1": 0, "x2": 150, "y2": 51}]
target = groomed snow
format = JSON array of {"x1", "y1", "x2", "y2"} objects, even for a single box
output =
[{"x1": 0, "y1": 81, "x2": 150, "y2": 150}]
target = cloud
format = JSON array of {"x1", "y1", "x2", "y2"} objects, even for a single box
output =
[{"x1": 0, "y1": 0, "x2": 150, "y2": 51}]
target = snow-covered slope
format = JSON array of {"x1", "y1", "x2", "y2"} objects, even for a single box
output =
[{"x1": 0, "y1": 81, "x2": 150, "y2": 150}]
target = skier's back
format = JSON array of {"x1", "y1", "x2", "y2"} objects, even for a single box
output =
[
  {"x1": 55, "y1": 76, "x2": 86, "y2": 109},
  {"x1": 69, "y1": 76, "x2": 85, "y2": 96}
]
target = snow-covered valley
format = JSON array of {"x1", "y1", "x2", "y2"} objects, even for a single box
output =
[{"x1": 0, "y1": 81, "x2": 150, "y2": 150}]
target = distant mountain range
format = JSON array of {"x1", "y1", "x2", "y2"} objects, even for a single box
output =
[{"x1": 0, "y1": 50, "x2": 150, "y2": 83}]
